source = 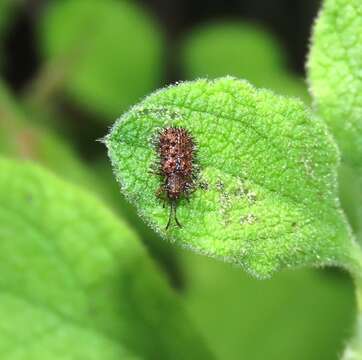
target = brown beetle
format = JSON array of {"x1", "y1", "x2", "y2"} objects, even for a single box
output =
[{"x1": 155, "y1": 127, "x2": 197, "y2": 229}]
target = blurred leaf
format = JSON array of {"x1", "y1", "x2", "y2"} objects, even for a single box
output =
[
  {"x1": 182, "y1": 22, "x2": 285, "y2": 81},
  {"x1": 106, "y1": 77, "x2": 355, "y2": 278},
  {"x1": 0, "y1": 157, "x2": 214, "y2": 359},
  {"x1": 1, "y1": 80, "x2": 183, "y2": 287},
  {"x1": 181, "y1": 21, "x2": 309, "y2": 102},
  {"x1": 0, "y1": 0, "x2": 21, "y2": 36},
  {"x1": 0, "y1": 0, "x2": 22, "y2": 68},
  {"x1": 176, "y1": 17, "x2": 356, "y2": 360},
  {"x1": 308, "y1": 0, "x2": 362, "y2": 244},
  {"x1": 0, "y1": 81, "x2": 97, "y2": 189},
  {"x1": 308, "y1": 1, "x2": 362, "y2": 357},
  {"x1": 38, "y1": 0, "x2": 164, "y2": 120},
  {"x1": 338, "y1": 163, "x2": 362, "y2": 242},
  {"x1": 182, "y1": 251, "x2": 354, "y2": 360},
  {"x1": 93, "y1": 158, "x2": 184, "y2": 288},
  {"x1": 308, "y1": 0, "x2": 362, "y2": 171}
]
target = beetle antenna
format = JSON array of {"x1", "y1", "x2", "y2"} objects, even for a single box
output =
[
  {"x1": 173, "y1": 201, "x2": 182, "y2": 228},
  {"x1": 165, "y1": 201, "x2": 182, "y2": 229},
  {"x1": 166, "y1": 202, "x2": 173, "y2": 230}
]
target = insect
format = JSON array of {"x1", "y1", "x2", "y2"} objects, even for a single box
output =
[{"x1": 155, "y1": 127, "x2": 197, "y2": 229}]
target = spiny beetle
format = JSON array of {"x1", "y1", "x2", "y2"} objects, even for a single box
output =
[{"x1": 155, "y1": 127, "x2": 197, "y2": 229}]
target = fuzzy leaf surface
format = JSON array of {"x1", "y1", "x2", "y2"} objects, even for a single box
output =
[
  {"x1": 308, "y1": 0, "x2": 362, "y2": 169},
  {"x1": 106, "y1": 77, "x2": 354, "y2": 278},
  {"x1": 0, "y1": 158, "x2": 213, "y2": 359},
  {"x1": 308, "y1": 0, "x2": 362, "y2": 242}
]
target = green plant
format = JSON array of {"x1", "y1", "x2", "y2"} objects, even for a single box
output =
[
  {"x1": 1, "y1": 0, "x2": 361, "y2": 358},
  {"x1": 29, "y1": 0, "x2": 164, "y2": 121},
  {"x1": 180, "y1": 21, "x2": 309, "y2": 103},
  {"x1": 179, "y1": 19, "x2": 354, "y2": 360},
  {"x1": 0, "y1": 157, "x2": 212, "y2": 359},
  {"x1": 106, "y1": 0, "x2": 362, "y2": 358}
]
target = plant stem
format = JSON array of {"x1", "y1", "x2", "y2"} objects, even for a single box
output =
[
  {"x1": 22, "y1": 28, "x2": 94, "y2": 113},
  {"x1": 342, "y1": 243, "x2": 362, "y2": 359},
  {"x1": 22, "y1": 57, "x2": 70, "y2": 111}
]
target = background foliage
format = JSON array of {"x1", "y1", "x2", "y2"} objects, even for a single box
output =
[{"x1": 0, "y1": 0, "x2": 356, "y2": 359}]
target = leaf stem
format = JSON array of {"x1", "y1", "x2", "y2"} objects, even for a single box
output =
[
  {"x1": 22, "y1": 22, "x2": 98, "y2": 113},
  {"x1": 341, "y1": 242, "x2": 362, "y2": 359},
  {"x1": 22, "y1": 56, "x2": 70, "y2": 111}
]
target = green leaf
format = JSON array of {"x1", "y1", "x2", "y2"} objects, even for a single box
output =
[
  {"x1": 106, "y1": 76, "x2": 355, "y2": 278},
  {"x1": 308, "y1": 0, "x2": 362, "y2": 170},
  {"x1": 0, "y1": 80, "x2": 182, "y2": 287},
  {"x1": 38, "y1": 0, "x2": 163, "y2": 120},
  {"x1": 308, "y1": 0, "x2": 362, "y2": 243},
  {"x1": 0, "y1": 0, "x2": 21, "y2": 68},
  {"x1": 0, "y1": 157, "x2": 213, "y2": 359},
  {"x1": 181, "y1": 21, "x2": 309, "y2": 102},
  {"x1": 0, "y1": 0, "x2": 18, "y2": 37},
  {"x1": 93, "y1": 159, "x2": 184, "y2": 287},
  {"x1": 182, "y1": 252, "x2": 354, "y2": 360},
  {"x1": 0, "y1": 81, "x2": 97, "y2": 190},
  {"x1": 182, "y1": 22, "x2": 285, "y2": 81},
  {"x1": 179, "y1": 17, "x2": 356, "y2": 360},
  {"x1": 338, "y1": 163, "x2": 362, "y2": 241}
]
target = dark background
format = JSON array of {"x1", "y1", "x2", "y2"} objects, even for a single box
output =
[{"x1": 4, "y1": 0, "x2": 321, "y2": 92}]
